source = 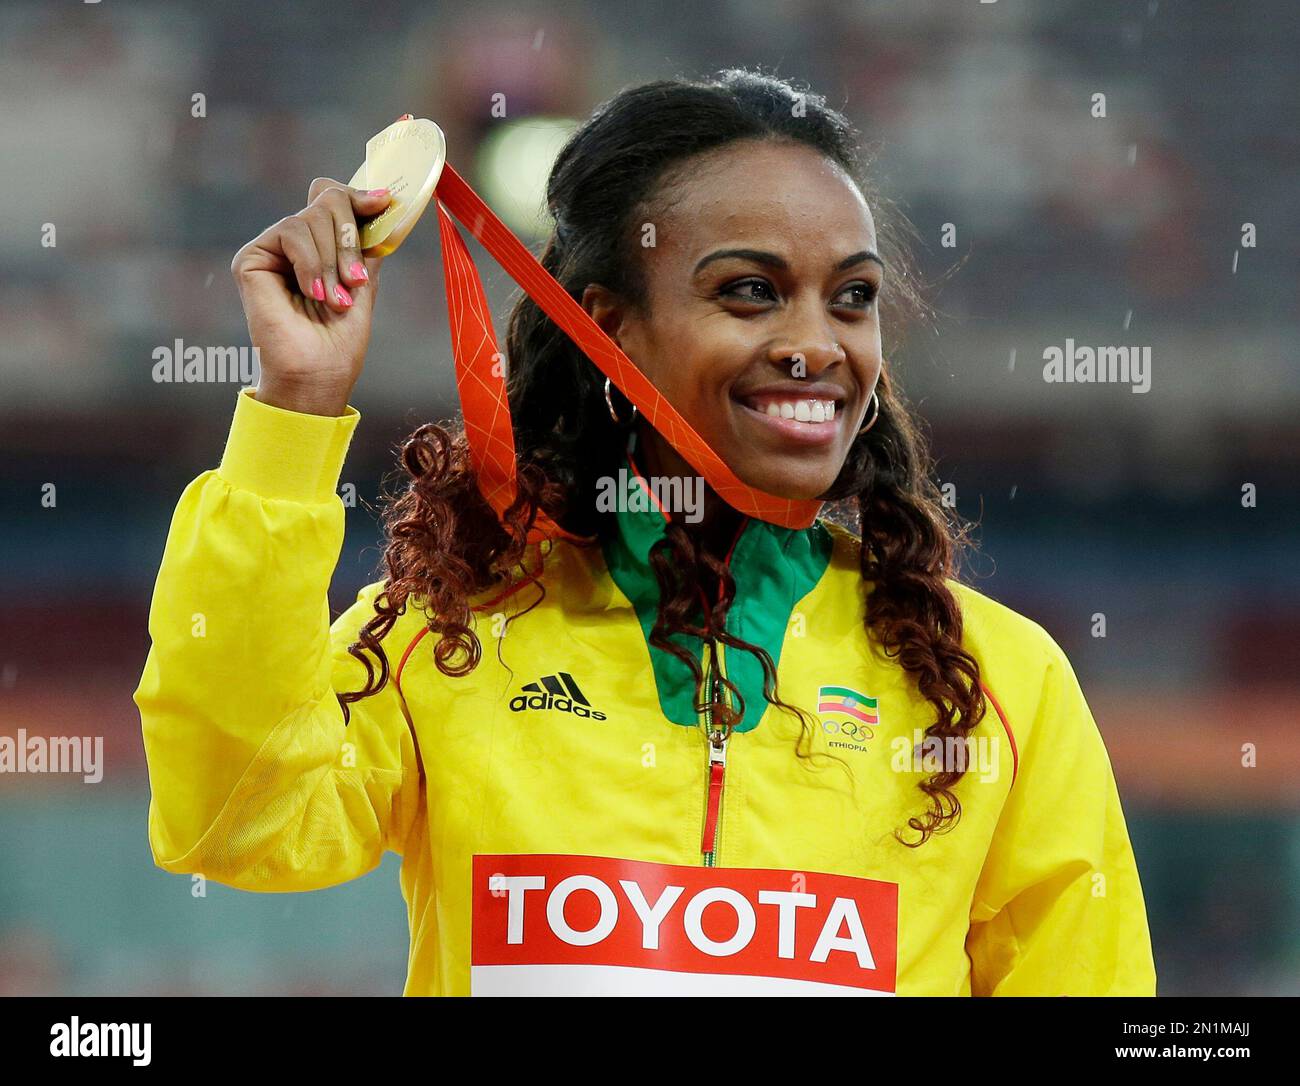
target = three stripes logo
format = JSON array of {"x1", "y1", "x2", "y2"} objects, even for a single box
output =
[
  {"x1": 818, "y1": 684, "x2": 879, "y2": 751},
  {"x1": 509, "y1": 671, "x2": 608, "y2": 720}
]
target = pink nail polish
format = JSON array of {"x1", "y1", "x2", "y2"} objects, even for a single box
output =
[
  {"x1": 311, "y1": 277, "x2": 325, "y2": 301},
  {"x1": 334, "y1": 284, "x2": 353, "y2": 307},
  {"x1": 367, "y1": 188, "x2": 390, "y2": 196},
  {"x1": 350, "y1": 262, "x2": 369, "y2": 281}
]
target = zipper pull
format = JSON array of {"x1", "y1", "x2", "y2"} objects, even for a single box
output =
[
  {"x1": 700, "y1": 726, "x2": 729, "y2": 858},
  {"x1": 708, "y1": 726, "x2": 729, "y2": 767}
]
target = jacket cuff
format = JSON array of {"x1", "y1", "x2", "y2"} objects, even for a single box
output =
[{"x1": 217, "y1": 386, "x2": 360, "y2": 504}]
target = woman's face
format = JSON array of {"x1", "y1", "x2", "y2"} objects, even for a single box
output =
[{"x1": 584, "y1": 138, "x2": 885, "y2": 503}]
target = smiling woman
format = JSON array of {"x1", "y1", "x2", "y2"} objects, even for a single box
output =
[
  {"x1": 583, "y1": 146, "x2": 887, "y2": 498},
  {"x1": 583, "y1": 144, "x2": 888, "y2": 497},
  {"x1": 135, "y1": 67, "x2": 1157, "y2": 996}
]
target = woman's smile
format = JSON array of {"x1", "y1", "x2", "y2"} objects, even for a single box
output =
[{"x1": 732, "y1": 381, "x2": 849, "y2": 448}]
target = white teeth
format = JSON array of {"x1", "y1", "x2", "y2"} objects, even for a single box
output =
[{"x1": 753, "y1": 398, "x2": 838, "y2": 422}]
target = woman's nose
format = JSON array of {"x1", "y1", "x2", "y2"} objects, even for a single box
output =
[
  {"x1": 766, "y1": 298, "x2": 846, "y2": 376},
  {"x1": 767, "y1": 335, "x2": 846, "y2": 377}
]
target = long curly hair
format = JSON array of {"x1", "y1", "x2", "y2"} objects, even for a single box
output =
[{"x1": 339, "y1": 68, "x2": 985, "y2": 847}]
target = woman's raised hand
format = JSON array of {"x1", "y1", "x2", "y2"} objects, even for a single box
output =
[{"x1": 230, "y1": 178, "x2": 393, "y2": 415}]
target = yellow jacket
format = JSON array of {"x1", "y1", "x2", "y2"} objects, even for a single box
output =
[{"x1": 134, "y1": 387, "x2": 1157, "y2": 996}]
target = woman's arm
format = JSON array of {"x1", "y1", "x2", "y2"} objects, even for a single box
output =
[
  {"x1": 966, "y1": 636, "x2": 1157, "y2": 995},
  {"x1": 133, "y1": 386, "x2": 421, "y2": 892}
]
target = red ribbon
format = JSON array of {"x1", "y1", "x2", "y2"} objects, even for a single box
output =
[{"x1": 432, "y1": 161, "x2": 825, "y2": 544}]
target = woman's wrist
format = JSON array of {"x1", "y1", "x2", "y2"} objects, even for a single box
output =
[{"x1": 253, "y1": 377, "x2": 353, "y2": 417}]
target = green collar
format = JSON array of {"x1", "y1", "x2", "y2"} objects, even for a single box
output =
[{"x1": 599, "y1": 435, "x2": 834, "y2": 732}]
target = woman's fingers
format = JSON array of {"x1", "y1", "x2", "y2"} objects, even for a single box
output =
[
  {"x1": 303, "y1": 178, "x2": 392, "y2": 309},
  {"x1": 300, "y1": 203, "x2": 350, "y2": 310},
  {"x1": 276, "y1": 216, "x2": 327, "y2": 304},
  {"x1": 335, "y1": 197, "x2": 376, "y2": 294}
]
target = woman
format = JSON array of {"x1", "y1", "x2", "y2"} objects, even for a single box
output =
[{"x1": 135, "y1": 70, "x2": 1156, "y2": 996}]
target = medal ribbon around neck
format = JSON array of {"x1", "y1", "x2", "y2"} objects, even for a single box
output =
[{"x1": 430, "y1": 161, "x2": 826, "y2": 544}]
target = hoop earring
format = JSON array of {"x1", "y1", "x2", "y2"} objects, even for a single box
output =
[
  {"x1": 604, "y1": 376, "x2": 638, "y2": 426},
  {"x1": 856, "y1": 390, "x2": 880, "y2": 436}
]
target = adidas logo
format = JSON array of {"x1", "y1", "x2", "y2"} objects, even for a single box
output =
[{"x1": 509, "y1": 671, "x2": 608, "y2": 720}]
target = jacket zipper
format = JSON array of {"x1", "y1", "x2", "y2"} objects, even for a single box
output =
[
  {"x1": 700, "y1": 639, "x2": 729, "y2": 867},
  {"x1": 698, "y1": 515, "x2": 745, "y2": 867}
]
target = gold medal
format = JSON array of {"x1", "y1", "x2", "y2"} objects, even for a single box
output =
[{"x1": 347, "y1": 114, "x2": 446, "y2": 256}]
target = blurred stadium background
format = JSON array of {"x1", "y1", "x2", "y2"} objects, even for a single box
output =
[{"x1": 1, "y1": 0, "x2": 1297, "y2": 995}]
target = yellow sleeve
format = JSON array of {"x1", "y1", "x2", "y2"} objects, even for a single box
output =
[
  {"x1": 966, "y1": 633, "x2": 1157, "y2": 995},
  {"x1": 133, "y1": 386, "x2": 422, "y2": 893}
]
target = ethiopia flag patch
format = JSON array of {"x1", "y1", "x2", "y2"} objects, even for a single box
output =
[{"x1": 818, "y1": 685, "x2": 879, "y2": 725}]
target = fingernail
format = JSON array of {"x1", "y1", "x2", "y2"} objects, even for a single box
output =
[
  {"x1": 367, "y1": 187, "x2": 390, "y2": 196},
  {"x1": 350, "y1": 262, "x2": 369, "y2": 282},
  {"x1": 334, "y1": 284, "x2": 353, "y2": 307},
  {"x1": 312, "y1": 277, "x2": 325, "y2": 301}
]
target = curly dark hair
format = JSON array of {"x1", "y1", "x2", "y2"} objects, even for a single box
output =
[{"x1": 338, "y1": 67, "x2": 985, "y2": 847}]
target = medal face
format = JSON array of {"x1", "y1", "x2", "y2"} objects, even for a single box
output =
[{"x1": 347, "y1": 116, "x2": 446, "y2": 256}]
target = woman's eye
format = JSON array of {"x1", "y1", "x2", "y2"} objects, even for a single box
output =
[
  {"x1": 721, "y1": 279, "x2": 777, "y2": 304},
  {"x1": 722, "y1": 279, "x2": 879, "y2": 310},
  {"x1": 836, "y1": 282, "x2": 878, "y2": 309}
]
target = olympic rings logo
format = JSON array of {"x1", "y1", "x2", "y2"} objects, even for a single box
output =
[{"x1": 821, "y1": 718, "x2": 875, "y2": 743}]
